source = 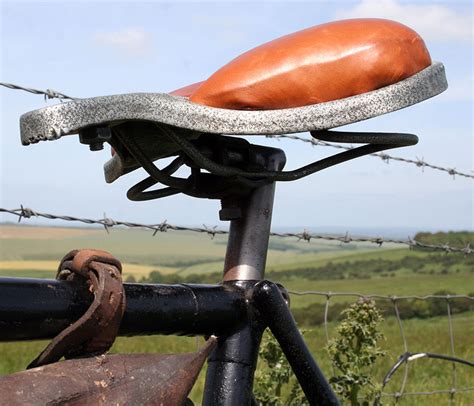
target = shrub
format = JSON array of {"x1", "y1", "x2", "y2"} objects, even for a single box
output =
[
  {"x1": 327, "y1": 298, "x2": 386, "y2": 405},
  {"x1": 254, "y1": 330, "x2": 307, "y2": 405}
]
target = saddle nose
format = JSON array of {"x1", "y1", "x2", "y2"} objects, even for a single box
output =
[{"x1": 186, "y1": 18, "x2": 432, "y2": 110}]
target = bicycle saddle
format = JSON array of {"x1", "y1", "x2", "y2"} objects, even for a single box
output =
[
  {"x1": 175, "y1": 19, "x2": 433, "y2": 110},
  {"x1": 19, "y1": 18, "x2": 447, "y2": 196}
]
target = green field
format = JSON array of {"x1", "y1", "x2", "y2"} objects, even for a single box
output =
[
  {"x1": 0, "y1": 224, "x2": 397, "y2": 276},
  {"x1": 0, "y1": 225, "x2": 473, "y2": 404}
]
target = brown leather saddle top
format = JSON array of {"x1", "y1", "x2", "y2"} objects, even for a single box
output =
[{"x1": 171, "y1": 18, "x2": 431, "y2": 110}]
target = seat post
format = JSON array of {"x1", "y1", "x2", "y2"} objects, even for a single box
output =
[
  {"x1": 221, "y1": 146, "x2": 285, "y2": 282},
  {"x1": 222, "y1": 181, "x2": 276, "y2": 282}
]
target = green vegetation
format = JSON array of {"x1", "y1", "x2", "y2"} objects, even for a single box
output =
[
  {"x1": 328, "y1": 299, "x2": 386, "y2": 405},
  {"x1": 254, "y1": 331, "x2": 307, "y2": 405},
  {"x1": 1, "y1": 314, "x2": 472, "y2": 405},
  {"x1": 293, "y1": 290, "x2": 474, "y2": 327},
  {"x1": 0, "y1": 269, "x2": 56, "y2": 279},
  {"x1": 0, "y1": 227, "x2": 473, "y2": 404},
  {"x1": 0, "y1": 224, "x2": 396, "y2": 275},
  {"x1": 268, "y1": 253, "x2": 474, "y2": 281},
  {"x1": 414, "y1": 230, "x2": 474, "y2": 248}
]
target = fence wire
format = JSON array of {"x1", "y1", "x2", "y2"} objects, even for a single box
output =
[
  {"x1": 266, "y1": 134, "x2": 474, "y2": 180},
  {"x1": 0, "y1": 82, "x2": 76, "y2": 101},
  {"x1": 1, "y1": 81, "x2": 473, "y2": 180},
  {"x1": 1, "y1": 206, "x2": 472, "y2": 255},
  {"x1": 288, "y1": 290, "x2": 474, "y2": 403}
]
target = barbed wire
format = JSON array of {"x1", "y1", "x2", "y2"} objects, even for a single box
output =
[
  {"x1": 0, "y1": 206, "x2": 472, "y2": 255},
  {"x1": 1, "y1": 81, "x2": 472, "y2": 180},
  {"x1": 288, "y1": 290, "x2": 474, "y2": 403},
  {"x1": 266, "y1": 134, "x2": 474, "y2": 180},
  {"x1": 288, "y1": 291, "x2": 474, "y2": 301},
  {"x1": 0, "y1": 82, "x2": 76, "y2": 101}
]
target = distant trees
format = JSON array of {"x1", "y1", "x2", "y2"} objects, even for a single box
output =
[{"x1": 414, "y1": 231, "x2": 473, "y2": 248}]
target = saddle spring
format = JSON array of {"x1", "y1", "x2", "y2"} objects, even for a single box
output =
[{"x1": 81, "y1": 123, "x2": 418, "y2": 203}]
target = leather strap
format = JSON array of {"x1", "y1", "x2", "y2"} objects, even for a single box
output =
[{"x1": 28, "y1": 249, "x2": 125, "y2": 368}]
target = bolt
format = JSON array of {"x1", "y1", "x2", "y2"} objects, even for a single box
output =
[
  {"x1": 89, "y1": 142, "x2": 104, "y2": 151},
  {"x1": 79, "y1": 127, "x2": 111, "y2": 152}
]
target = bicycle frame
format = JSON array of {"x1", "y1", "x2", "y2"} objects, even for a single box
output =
[{"x1": 0, "y1": 164, "x2": 339, "y2": 405}]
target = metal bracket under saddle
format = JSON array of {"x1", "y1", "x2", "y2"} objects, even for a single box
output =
[
  {"x1": 17, "y1": 62, "x2": 447, "y2": 204},
  {"x1": 94, "y1": 123, "x2": 419, "y2": 205}
]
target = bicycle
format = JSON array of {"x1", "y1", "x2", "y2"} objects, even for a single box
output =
[{"x1": 0, "y1": 18, "x2": 447, "y2": 405}]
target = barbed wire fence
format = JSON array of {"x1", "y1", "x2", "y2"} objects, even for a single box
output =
[
  {"x1": 1, "y1": 81, "x2": 473, "y2": 180},
  {"x1": 1, "y1": 82, "x2": 473, "y2": 402},
  {"x1": 1, "y1": 206, "x2": 472, "y2": 255},
  {"x1": 266, "y1": 133, "x2": 474, "y2": 180},
  {"x1": 289, "y1": 290, "x2": 474, "y2": 404},
  {"x1": 2, "y1": 206, "x2": 472, "y2": 402}
]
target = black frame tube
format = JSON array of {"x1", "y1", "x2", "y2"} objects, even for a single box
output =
[
  {"x1": 203, "y1": 281, "x2": 265, "y2": 405},
  {"x1": 0, "y1": 278, "x2": 246, "y2": 340},
  {"x1": 203, "y1": 322, "x2": 264, "y2": 405},
  {"x1": 253, "y1": 280, "x2": 340, "y2": 405}
]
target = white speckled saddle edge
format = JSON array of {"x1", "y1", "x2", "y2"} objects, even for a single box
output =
[{"x1": 20, "y1": 62, "x2": 447, "y2": 146}]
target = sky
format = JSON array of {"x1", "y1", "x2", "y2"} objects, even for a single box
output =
[{"x1": 0, "y1": 0, "x2": 472, "y2": 234}]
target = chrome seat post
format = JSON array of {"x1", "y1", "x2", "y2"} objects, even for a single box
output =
[
  {"x1": 223, "y1": 181, "x2": 276, "y2": 282},
  {"x1": 216, "y1": 144, "x2": 285, "y2": 282}
]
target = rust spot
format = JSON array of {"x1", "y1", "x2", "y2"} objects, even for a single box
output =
[{"x1": 94, "y1": 380, "x2": 108, "y2": 388}]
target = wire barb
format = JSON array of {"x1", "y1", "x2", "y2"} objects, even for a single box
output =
[
  {"x1": 153, "y1": 220, "x2": 169, "y2": 235},
  {"x1": 18, "y1": 205, "x2": 37, "y2": 222},
  {"x1": 0, "y1": 82, "x2": 76, "y2": 101}
]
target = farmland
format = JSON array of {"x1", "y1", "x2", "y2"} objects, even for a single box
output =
[{"x1": 0, "y1": 224, "x2": 473, "y2": 404}]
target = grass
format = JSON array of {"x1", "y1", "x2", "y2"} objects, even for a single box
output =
[
  {"x1": 267, "y1": 247, "x2": 439, "y2": 272},
  {"x1": 303, "y1": 312, "x2": 474, "y2": 405},
  {"x1": 0, "y1": 260, "x2": 177, "y2": 280},
  {"x1": 0, "y1": 224, "x2": 395, "y2": 273},
  {"x1": 0, "y1": 225, "x2": 473, "y2": 404},
  {"x1": 285, "y1": 271, "x2": 473, "y2": 308},
  {"x1": 1, "y1": 314, "x2": 472, "y2": 405}
]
